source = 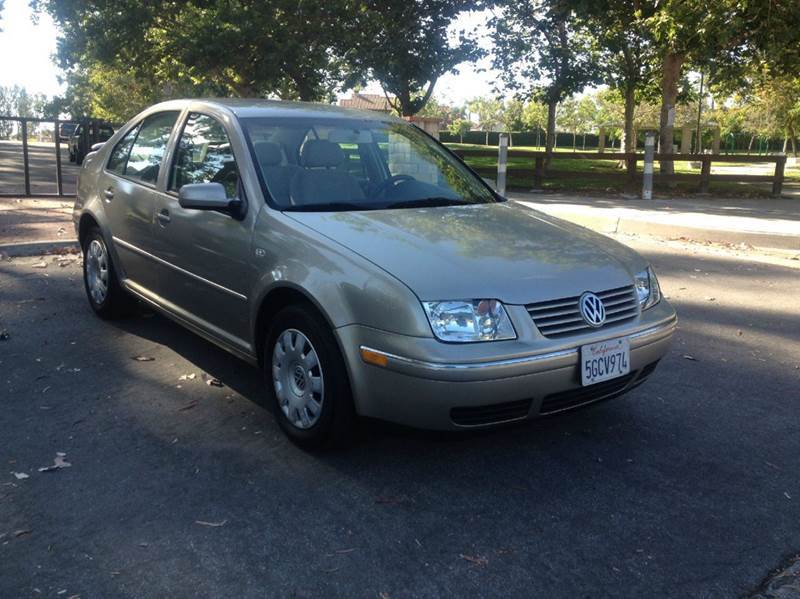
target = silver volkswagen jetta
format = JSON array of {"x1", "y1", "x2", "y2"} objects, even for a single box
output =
[{"x1": 74, "y1": 99, "x2": 676, "y2": 447}]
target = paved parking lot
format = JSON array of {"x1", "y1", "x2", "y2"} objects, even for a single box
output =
[
  {"x1": 1, "y1": 236, "x2": 799, "y2": 597},
  {"x1": 0, "y1": 140, "x2": 79, "y2": 196}
]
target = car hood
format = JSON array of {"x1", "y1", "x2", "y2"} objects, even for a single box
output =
[{"x1": 286, "y1": 201, "x2": 646, "y2": 304}]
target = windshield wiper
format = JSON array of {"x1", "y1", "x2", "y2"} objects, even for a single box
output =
[
  {"x1": 282, "y1": 202, "x2": 375, "y2": 212},
  {"x1": 385, "y1": 197, "x2": 470, "y2": 209}
]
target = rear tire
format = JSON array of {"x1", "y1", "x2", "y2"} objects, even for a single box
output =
[
  {"x1": 82, "y1": 227, "x2": 133, "y2": 319},
  {"x1": 264, "y1": 305, "x2": 356, "y2": 449}
]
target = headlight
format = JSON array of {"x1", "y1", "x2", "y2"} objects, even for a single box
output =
[
  {"x1": 422, "y1": 300, "x2": 517, "y2": 342},
  {"x1": 635, "y1": 266, "x2": 662, "y2": 310}
]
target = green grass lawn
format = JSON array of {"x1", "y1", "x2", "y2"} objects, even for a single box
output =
[{"x1": 445, "y1": 143, "x2": 799, "y2": 196}]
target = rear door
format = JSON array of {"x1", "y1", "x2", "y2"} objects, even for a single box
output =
[
  {"x1": 99, "y1": 111, "x2": 180, "y2": 296},
  {"x1": 151, "y1": 111, "x2": 256, "y2": 351}
]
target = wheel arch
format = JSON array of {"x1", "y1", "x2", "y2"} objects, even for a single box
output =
[
  {"x1": 77, "y1": 212, "x2": 100, "y2": 247},
  {"x1": 253, "y1": 284, "x2": 338, "y2": 367}
]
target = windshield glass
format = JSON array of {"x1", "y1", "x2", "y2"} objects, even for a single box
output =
[{"x1": 240, "y1": 117, "x2": 498, "y2": 211}]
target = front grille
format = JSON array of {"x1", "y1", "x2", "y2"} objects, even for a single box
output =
[
  {"x1": 539, "y1": 372, "x2": 636, "y2": 415},
  {"x1": 451, "y1": 399, "x2": 532, "y2": 427},
  {"x1": 526, "y1": 285, "x2": 639, "y2": 338}
]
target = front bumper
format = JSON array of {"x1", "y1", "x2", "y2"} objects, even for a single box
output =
[{"x1": 335, "y1": 300, "x2": 677, "y2": 430}]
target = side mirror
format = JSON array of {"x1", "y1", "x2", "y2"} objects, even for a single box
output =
[
  {"x1": 90, "y1": 142, "x2": 105, "y2": 152},
  {"x1": 178, "y1": 182, "x2": 245, "y2": 217}
]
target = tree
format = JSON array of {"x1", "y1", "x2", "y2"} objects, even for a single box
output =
[
  {"x1": 467, "y1": 96, "x2": 503, "y2": 143},
  {"x1": 492, "y1": 0, "x2": 599, "y2": 154},
  {"x1": 647, "y1": 0, "x2": 800, "y2": 173},
  {"x1": 35, "y1": 0, "x2": 362, "y2": 120},
  {"x1": 580, "y1": 0, "x2": 659, "y2": 153},
  {"x1": 417, "y1": 98, "x2": 466, "y2": 125},
  {"x1": 448, "y1": 118, "x2": 473, "y2": 142},
  {"x1": 521, "y1": 100, "x2": 548, "y2": 147},
  {"x1": 343, "y1": 1, "x2": 483, "y2": 116}
]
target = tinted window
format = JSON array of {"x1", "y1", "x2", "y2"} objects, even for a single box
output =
[
  {"x1": 126, "y1": 111, "x2": 180, "y2": 185},
  {"x1": 107, "y1": 124, "x2": 140, "y2": 175},
  {"x1": 170, "y1": 113, "x2": 239, "y2": 198}
]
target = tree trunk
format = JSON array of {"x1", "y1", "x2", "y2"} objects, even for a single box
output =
[
  {"x1": 789, "y1": 123, "x2": 798, "y2": 157},
  {"x1": 545, "y1": 100, "x2": 557, "y2": 155},
  {"x1": 748, "y1": 135, "x2": 755, "y2": 153},
  {"x1": 623, "y1": 85, "x2": 636, "y2": 154},
  {"x1": 658, "y1": 51, "x2": 684, "y2": 176},
  {"x1": 572, "y1": 131, "x2": 576, "y2": 151}
]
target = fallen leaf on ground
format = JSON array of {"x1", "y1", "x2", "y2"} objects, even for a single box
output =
[
  {"x1": 203, "y1": 374, "x2": 223, "y2": 387},
  {"x1": 132, "y1": 355, "x2": 155, "y2": 362},
  {"x1": 704, "y1": 297, "x2": 716, "y2": 301},
  {"x1": 682, "y1": 354, "x2": 698, "y2": 361},
  {"x1": 38, "y1": 452, "x2": 71, "y2": 472},
  {"x1": 195, "y1": 519, "x2": 227, "y2": 527},
  {"x1": 14, "y1": 529, "x2": 32, "y2": 538},
  {"x1": 12, "y1": 472, "x2": 29, "y2": 480},
  {"x1": 460, "y1": 554, "x2": 488, "y2": 567},
  {"x1": 0, "y1": 330, "x2": 9, "y2": 341},
  {"x1": 336, "y1": 548, "x2": 356, "y2": 554},
  {"x1": 31, "y1": 262, "x2": 47, "y2": 269},
  {"x1": 178, "y1": 373, "x2": 196, "y2": 381}
]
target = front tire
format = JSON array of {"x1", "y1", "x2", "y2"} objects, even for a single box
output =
[
  {"x1": 82, "y1": 227, "x2": 132, "y2": 319},
  {"x1": 265, "y1": 305, "x2": 356, "y2": 449}
]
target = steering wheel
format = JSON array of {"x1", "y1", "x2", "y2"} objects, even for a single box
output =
[{"x1": 375, "y1": 174, "x2": 416, "y2": 197}]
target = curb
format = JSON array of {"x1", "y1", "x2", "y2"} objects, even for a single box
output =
[
  {"x1": 0, "y1": 239, "x2": 80, "y2": 258},
  {"x1": 521, "y1": 206, "x2": 800, "y2": 252}
]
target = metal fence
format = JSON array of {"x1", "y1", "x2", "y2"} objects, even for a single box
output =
[{"x1": 0, "y1": 116, "x2": 116, "y2": 197}]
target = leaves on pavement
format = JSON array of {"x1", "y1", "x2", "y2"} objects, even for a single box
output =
[{"x1": 38, "y1": 452, "x2": 71, "y2": 472}]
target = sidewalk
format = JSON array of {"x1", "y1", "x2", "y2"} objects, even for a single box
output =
[
  {"x1": 509, "y1": 192, "x2": 800, "y2": 251},
  {"x1": 0, "y1": 197, "x2": 77, "y2": 256}
]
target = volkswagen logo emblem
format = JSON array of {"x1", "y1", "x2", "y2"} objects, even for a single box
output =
[{"x1": 579, "y1": 292, "x2": 606, "y2": 327}]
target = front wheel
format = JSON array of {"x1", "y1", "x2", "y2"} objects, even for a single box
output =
[
  {"x1": 265, "y1": 305, "x2": 355, "y2": 449},
  {"x1": 82, "y1": 227, "x2": 132, "y2": 319}
]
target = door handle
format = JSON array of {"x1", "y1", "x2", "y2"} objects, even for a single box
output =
[
  {"x1": 157, "y1": 209, "x2": 171, "y2": 225},
  {"x1": 103, "y1": 187, "x2": 114, "y2": 202}
]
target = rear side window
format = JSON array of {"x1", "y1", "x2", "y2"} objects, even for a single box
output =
[
  {"x1": 170, "y1": 113, "x2": 239, "y2": 198},
  {"x1": 125, "y1": 111, "x2": 180, "y2": 185},
  {"x1": 107, "y1": 124, "x2": 140, "y2": 175}
]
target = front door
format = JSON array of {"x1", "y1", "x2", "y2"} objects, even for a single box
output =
[{"x1": 152, "y1": 112, "x2": 256, "y2": 353}]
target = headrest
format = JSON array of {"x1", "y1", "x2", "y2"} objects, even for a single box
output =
[
  {"x1": 300, "y1": 139, "x2": 344, "y2": 168},
  {"x1": 254, "y1": 141, "x2": 283, "y2": 166}
]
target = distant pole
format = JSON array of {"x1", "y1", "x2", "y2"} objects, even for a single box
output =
[
  {"x1": 694, "y1": 71, "x2": 704, "y2": 154},
  {"x1": 642, "y1": 132, "x2": 655, "y2": 200},
  {"x1": 497, "y1": 133, "x2": 509, "y2": 196}
]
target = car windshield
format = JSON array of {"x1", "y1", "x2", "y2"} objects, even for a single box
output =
[{"x1": 240, "y1": 117, "x2": 499, "y2": 211}]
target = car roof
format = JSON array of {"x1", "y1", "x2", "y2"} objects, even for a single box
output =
[{"x1": 145, "y1": 98, "x2": 404, "y2": 123}]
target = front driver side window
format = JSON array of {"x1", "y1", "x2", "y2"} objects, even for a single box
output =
[{"x1": 170, "y1": 113, "x2": 239, "y2": 198}]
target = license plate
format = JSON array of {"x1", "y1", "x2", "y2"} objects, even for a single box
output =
[{"x1": 580, "y1": 338, "x2": 630, "y2": 386}]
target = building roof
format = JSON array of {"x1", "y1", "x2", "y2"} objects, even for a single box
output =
[{"x1": 338, "y1": 93, "x2": 394, "y2": 112}]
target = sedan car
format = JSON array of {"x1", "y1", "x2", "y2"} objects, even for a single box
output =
[
  {"x1": 73, "y1": 99, "x2": 676, "y2": 447},
  {"x1": 69, "y1": 122, "x2": 114, "y2": 164}
]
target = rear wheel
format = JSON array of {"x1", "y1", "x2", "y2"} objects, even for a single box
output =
[
  {"x1": 82, "y1": 227, "x2": 132, "y2": 319},
  {"x1": 265, "y1": 305, "x2": 355, "y2": 449}
]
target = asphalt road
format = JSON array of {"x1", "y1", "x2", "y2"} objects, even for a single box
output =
[
  {"x1": 1, "y1": 237, "x2": 799, "y2": 598},
  {"x1": 0, "y1": 140, "x2": 79, "y2": 196}
]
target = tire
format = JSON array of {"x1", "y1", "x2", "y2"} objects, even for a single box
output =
[
  {"x1": 68, "y1": 150, "x2": 75, "y2": 163},
  {"x1": 264, "y1": 305, "x2": 356, "y2": 449},
  {"x1": 82, "y1": 227, "x2": 133, "y2": 319}
]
